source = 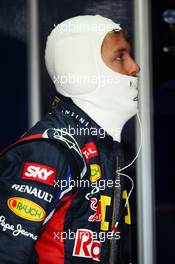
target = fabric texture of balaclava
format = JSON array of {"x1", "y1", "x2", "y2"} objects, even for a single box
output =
[{"x1": 45, "y1": 15, "x2": 138, "y2": 142}]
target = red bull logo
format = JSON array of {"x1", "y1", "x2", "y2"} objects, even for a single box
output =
[
  {"x1": 88, "y1": 195, "x2": 111, "y2": 231},
  {"x1": 88, "y1": 198, "x2": 101, "y2": 222}
]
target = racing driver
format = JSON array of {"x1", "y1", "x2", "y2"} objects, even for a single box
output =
[{"x1": 0, "y1": 15, "x2": 140, "y2": 264}]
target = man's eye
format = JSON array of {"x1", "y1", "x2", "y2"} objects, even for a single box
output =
[{"x1": 116, "y1": 53, "x2": 124, "y2": 61}]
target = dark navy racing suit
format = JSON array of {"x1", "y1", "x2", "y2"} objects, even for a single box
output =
[{"x1": 0, "y1": 96, "x2": 132, "y2": 264}]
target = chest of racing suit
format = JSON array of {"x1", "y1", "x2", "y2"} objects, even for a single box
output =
[{"x1": 0, "y1": 96, "x2": 133, "y2": 264}]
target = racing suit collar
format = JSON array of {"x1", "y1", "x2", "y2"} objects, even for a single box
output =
[{"x1": 52, "y1": 95, "x2": 121, "y2": 150}]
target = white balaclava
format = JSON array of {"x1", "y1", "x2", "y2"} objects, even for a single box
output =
[{"x1": 45, "y1": 15, "x2": 138, "y2": 142}]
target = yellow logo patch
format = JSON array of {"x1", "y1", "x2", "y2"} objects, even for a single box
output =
[
  {"x1": 7, "y1": 197, "x2": 46, "y2": 222},
  {"x1": 90, "y1": 164, "x2": 101, "y2": 182}
]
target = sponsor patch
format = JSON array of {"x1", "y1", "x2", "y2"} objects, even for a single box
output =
[
  {"x1": 73, "y1": 229, "x2": 101, "y2": 261},
  {"x1": 11, "y1": 184, "x2": 54, "y2": 203},
  {"x1": 88, "y1": 198, "x2": 101, "y2": 222},
  {"x1": 22, "y1": 162, "x2": 56, "y2": 186},
  {"x1": 90, "y1": 164, "x2": 101, "y2": 182},
  {"x1": 7, "y1": 197, "x2": 46, "y2": 222},
  {"x1": 81, "y1": 142, "x2": 98, "y2": 163},
  {"x1": 0, "y1": 215, "x2": 38, "y2": 240},
  {"x1": 88, "y1": 196, "x2": 111, "y2": 231},
  {"x1": 122, "y1": 190, "x2": 131, "y2": 225}
]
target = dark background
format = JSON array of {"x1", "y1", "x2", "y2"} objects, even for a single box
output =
[
  {"x1": 0, "y1": 0, "x2": 175, "y2": 263},
  {"x1": 152, "y1": 0, "x2": 175, "y2": 263}
]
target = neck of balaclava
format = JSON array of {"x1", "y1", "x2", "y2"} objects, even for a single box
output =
[{"x1": 72, "y1": 97, "x2": 132, "y2": 142}]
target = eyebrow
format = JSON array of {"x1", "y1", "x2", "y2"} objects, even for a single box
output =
[
  {"x1": 114, "y1": 48, "x2": 130, "y2": 54},
  {"x1": 118, "y1": 48, "x2": 129, "y2": 52}
]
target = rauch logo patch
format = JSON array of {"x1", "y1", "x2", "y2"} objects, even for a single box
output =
[
  {"x1": 7, "y1": 197, "x2": 46, "y2": 222},
  {"x1": 22, "y1": 162, "x2": 56, "y2": 186}
]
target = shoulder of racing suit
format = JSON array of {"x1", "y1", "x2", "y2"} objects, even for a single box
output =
[
  {"x1": 0, "y1": 99, "x2": 89, "y2": 263},
  {"x1": 0, "y1": 96, "x2": 131, "y2": 264},
  {"x1": 0, "y1": 119, "x2": 83, "y2": 263}
]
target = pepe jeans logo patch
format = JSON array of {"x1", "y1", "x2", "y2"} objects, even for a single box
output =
[
  {"x1": 7, "y1": 197, "x2": 46, "y2": 222},
  {"x1": 22, "y1": 162, "x2": 56, "y2": 186}
]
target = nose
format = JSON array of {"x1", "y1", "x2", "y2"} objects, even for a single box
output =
[{"x1": 127, "y1": 57, "x2": 140, "y2": 76}]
